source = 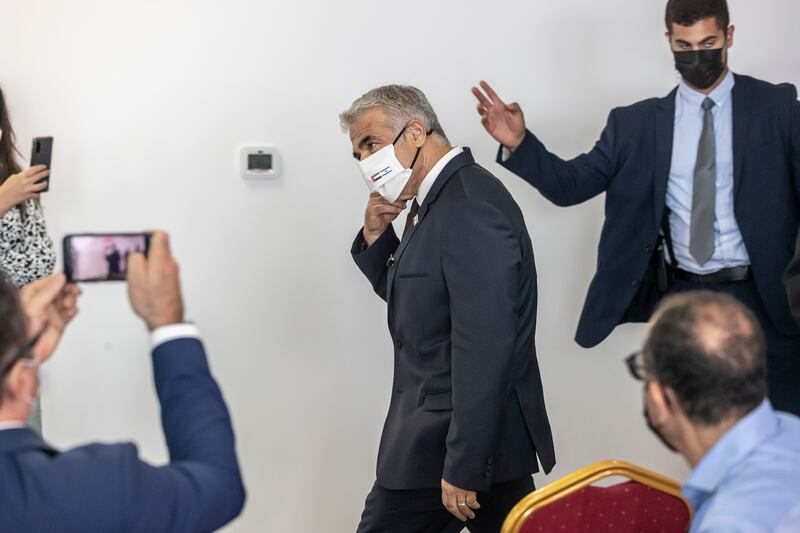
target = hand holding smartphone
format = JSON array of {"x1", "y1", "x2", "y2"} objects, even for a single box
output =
[
  {"x1": 63, "y1": 233, "x2": 151, "y2": 283},
  {"x1": 30, "y1": 137, "x2": 53, "y2": 192}
]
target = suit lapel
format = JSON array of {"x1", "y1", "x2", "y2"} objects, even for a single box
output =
[
  {"x1": 386, "y1": 149, "x2": 476, "y2": 305},
  {"x1": 653, "y1": 88, "x2": 677, "y2": 227},
  {"x1": 731, "y1": 75, "x2": 752, "y2": 203},
  {"x1": 416, "y1": 148, "x2": 475, "y2": 220}
]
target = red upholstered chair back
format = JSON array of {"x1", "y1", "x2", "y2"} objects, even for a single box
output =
[
  {"x1": 502, "y1": 461, "x2": 692, "y2": 533},
  {"x1": 518, "y1": 480, "x2": 690, "y2": 533}
]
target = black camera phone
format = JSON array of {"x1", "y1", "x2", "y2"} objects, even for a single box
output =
[
  {"x1": 30, "y1": 137, "x2": 53, "y2": 192},
  {"x1": 63, "y1": 233, "x2": 151, "y2": 283}
]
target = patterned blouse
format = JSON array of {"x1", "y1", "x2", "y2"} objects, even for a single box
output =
[{"x1": 0, "y1": 199, "x2": 56, "y2": 288}]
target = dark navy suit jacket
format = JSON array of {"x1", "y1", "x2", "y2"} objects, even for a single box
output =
[
  {"x1": 500, "y1": 74, "x2": 800, "y2": 348},
  {"x1": 352, "y1": 149, "x2": 555, "y2": 492},
  {"x1": 0, "y1": 338, "x2": 245, "y2": 533}
]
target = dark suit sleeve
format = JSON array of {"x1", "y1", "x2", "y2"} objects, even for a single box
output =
[
  {"x1": 440, "y1": 199, "x2": 521, "y2": 491},
  {"x1": 498, "y1": 111, "x2": 618, "y2": 206},
  {"x1": 351, "y1": 225, "x2": 400, "y2": 301},
  {"x1": 785, "y1": 230, "x2": 800, "y2": 326},
  {"x1": 785, "y1": 87, "x2": 800, "y2": 325},
  {"x1": 790, "y1": 85, "x2": 800, "y2": 204},
  {"x1": 24, "y1": 338, "x2": 245, "y2": 532},
  {"x1": 125, "y1": 337, "x2": 246, "y2": 532}
]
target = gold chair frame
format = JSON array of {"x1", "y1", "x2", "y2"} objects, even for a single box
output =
[{"x1": 501, "y1": 460, "x2": 693, "y2": 533}]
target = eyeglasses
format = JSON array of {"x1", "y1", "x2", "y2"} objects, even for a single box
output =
[{"x1": 625, "y1": 350, "x2": 653, "y2": 382}]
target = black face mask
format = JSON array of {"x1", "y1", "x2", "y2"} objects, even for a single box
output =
[
  {"x1": 674, "y1": 48, "x2": 726, "y2": 90},
  {"x1": 643, "y1": 384, "x2": 679, "y2": 453},
  {"x1": 644, "y1": 406, "x2": 678, "y2": 453}
]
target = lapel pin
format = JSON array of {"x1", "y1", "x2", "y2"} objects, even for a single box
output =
[{"x1": 413, "y1": 215, "x2": 419, "y2": 226}]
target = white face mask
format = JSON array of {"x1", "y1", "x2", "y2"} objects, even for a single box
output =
[
  {"x1": 21, "y1": 358, "x2": 45, "y2": 406},
  {"x1": 357, "y1": 125, "x2": 425, "y2": 203}
]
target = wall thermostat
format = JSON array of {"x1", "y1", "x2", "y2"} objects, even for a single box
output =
[{"x1": 240, "y1": 147, "x2": 280, "y2": 179}]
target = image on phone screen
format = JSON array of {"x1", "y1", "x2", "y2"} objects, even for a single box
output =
[{"x1": 64, "y1": 234, "x2": 149, "y2": 282}]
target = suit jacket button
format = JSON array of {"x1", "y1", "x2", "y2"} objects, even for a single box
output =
[
  {"x1": 395, "y1": 340, "x2": 403, "y2": 349},
  {"x1": 631, "y1": 280, "x2": 640, "y2": 287}
]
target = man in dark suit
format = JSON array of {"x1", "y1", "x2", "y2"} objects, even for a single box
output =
[
  {"x1": 105, "y1": 244, "x2": 122, "y2": 279},
  {"x1": 341, "y1": 85, "x2": 555, "y2": 532},
  {"x1": 474, "y1": 0, "x2": 800, "y2": 415},
  {"x1": 0, "y1": 232, "x2": 245, "y2": 532}
]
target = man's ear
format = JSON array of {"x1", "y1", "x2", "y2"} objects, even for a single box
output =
[
  {"x1": 405, "y1": 119, "x2": 427, "y2": 148},
  {"x1": 2, "y1": 361, "x2": 30, "y2": 405},
  {"x1": 726, "y1": 25, "x2": 735, "y2": 48},
  {"x1": 662, "y1": 386, "x2": 683, "y2": 413},
  {"x1": 646, "y1": 381, "x2": 673, "y2": 424}
]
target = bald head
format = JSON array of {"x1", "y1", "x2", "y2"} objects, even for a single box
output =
[{"x1": 644, "y1": 291, "x2": 767, "y2": 425}]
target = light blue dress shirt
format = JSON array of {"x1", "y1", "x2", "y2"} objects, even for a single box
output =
[
  {"x1": 666, "y1": 70, "x2": 750, "y2": 274},
  {"x1": 682, "y1": 400, "x2": 800, "y2": 532}
]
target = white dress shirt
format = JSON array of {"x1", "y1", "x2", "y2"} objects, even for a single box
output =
[
  {"x1": 0, "y1": 323, "x2": 200, "y2": 432},
  {"x1": 666, "y1": 70, "x2": 750, "y2": 274},
  {"x1": 416, "y1": 146, "x2": 464, "y2": 205},
  {"x1": 151, "y1": 323, "x2": 201, "y2": 348}
]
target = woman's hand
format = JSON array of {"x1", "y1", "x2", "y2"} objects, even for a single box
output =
[{"x1": 0, "y1": 165, "x2": 50, "y2": 214}]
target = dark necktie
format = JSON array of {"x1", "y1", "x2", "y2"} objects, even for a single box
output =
[
  {"x1": 403, "y1": 199, "x2": 420, "y2": 239},
  {"x1": 690, "y1": 97, "x2": 717, "y2": 265}
]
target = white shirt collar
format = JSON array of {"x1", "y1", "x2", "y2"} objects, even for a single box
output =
[
  {"x1": 416, "y1": 146, "x2": 464, "y2": 205},
  {"x1": 0, "y1": 421, "x2": 26, "y2": 431}
]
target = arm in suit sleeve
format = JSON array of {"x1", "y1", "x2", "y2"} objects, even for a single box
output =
[
  {"x1": 790, "y1": 85, "x2": 800, "y2": 205},
  {"x1": 351, "y1": 225, "x2": 400, "y2": 301},
  {"x1": 25, "y1": 337, "x2": 245, "y2": 532},
  {"x1": 440, "y1": 199, "x2": 521, "y2": 491},
  {"x1": 125, "y1": 337, "x2": 246, "y2": 532},
  {"x1": 498, "y1": 110, "x2": 618, "y2": 207}
]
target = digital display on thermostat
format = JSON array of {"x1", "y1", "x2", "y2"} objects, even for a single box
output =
[{"x1": 248, "y1": 153, "x2": 273, "y2": 170}]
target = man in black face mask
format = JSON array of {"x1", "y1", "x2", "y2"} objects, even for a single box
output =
[
  {"x1": 473, "y1": 0, "x2": 800, "y2": 415},
  {"x1": 626, "y1": 291, "x2": 800, "y2": 531}
]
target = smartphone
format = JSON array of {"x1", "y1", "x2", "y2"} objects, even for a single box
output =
[
  {"x1": 63, "y1": 233, "x2": 151, "y2": 283},
  {"x1": 30, "y1": 136, "x2": 53, "y2": 192}
]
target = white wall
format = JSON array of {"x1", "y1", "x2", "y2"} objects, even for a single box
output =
[{"x1": 1, "y1": 0, "x2": 798, "y2": 531}]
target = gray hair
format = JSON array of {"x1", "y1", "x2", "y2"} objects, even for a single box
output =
[{"x1": 339, "y1": 85, "x2": 448, "y2": 141}]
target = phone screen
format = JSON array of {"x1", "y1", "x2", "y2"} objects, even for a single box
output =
[{"x1": 64, "y1": 234, "x2": 150, "y2": 282}]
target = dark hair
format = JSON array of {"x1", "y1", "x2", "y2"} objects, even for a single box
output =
[
  {"x1": 0, "y1": 276, "x2": 28, "y2": 405},
  {"x1": 644, "y1": 291, "x2": 766, "y2": 425},
  {"x1": 0, "y1": 88, "x2": 23, "y2": 186},
  {"x1": 665, "y1": 0, "x2": 730, "y2": 33},
  {"x1": 0, "y1": 88, "x2": 30, "y2": 217}
]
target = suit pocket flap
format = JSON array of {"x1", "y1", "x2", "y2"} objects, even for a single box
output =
[
  {"x1": 423, "y1": 391, "x2": 452, "y2": 411},
  {"x1": 398, "y1": 272, "x2": 429, "y2": 279}
]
